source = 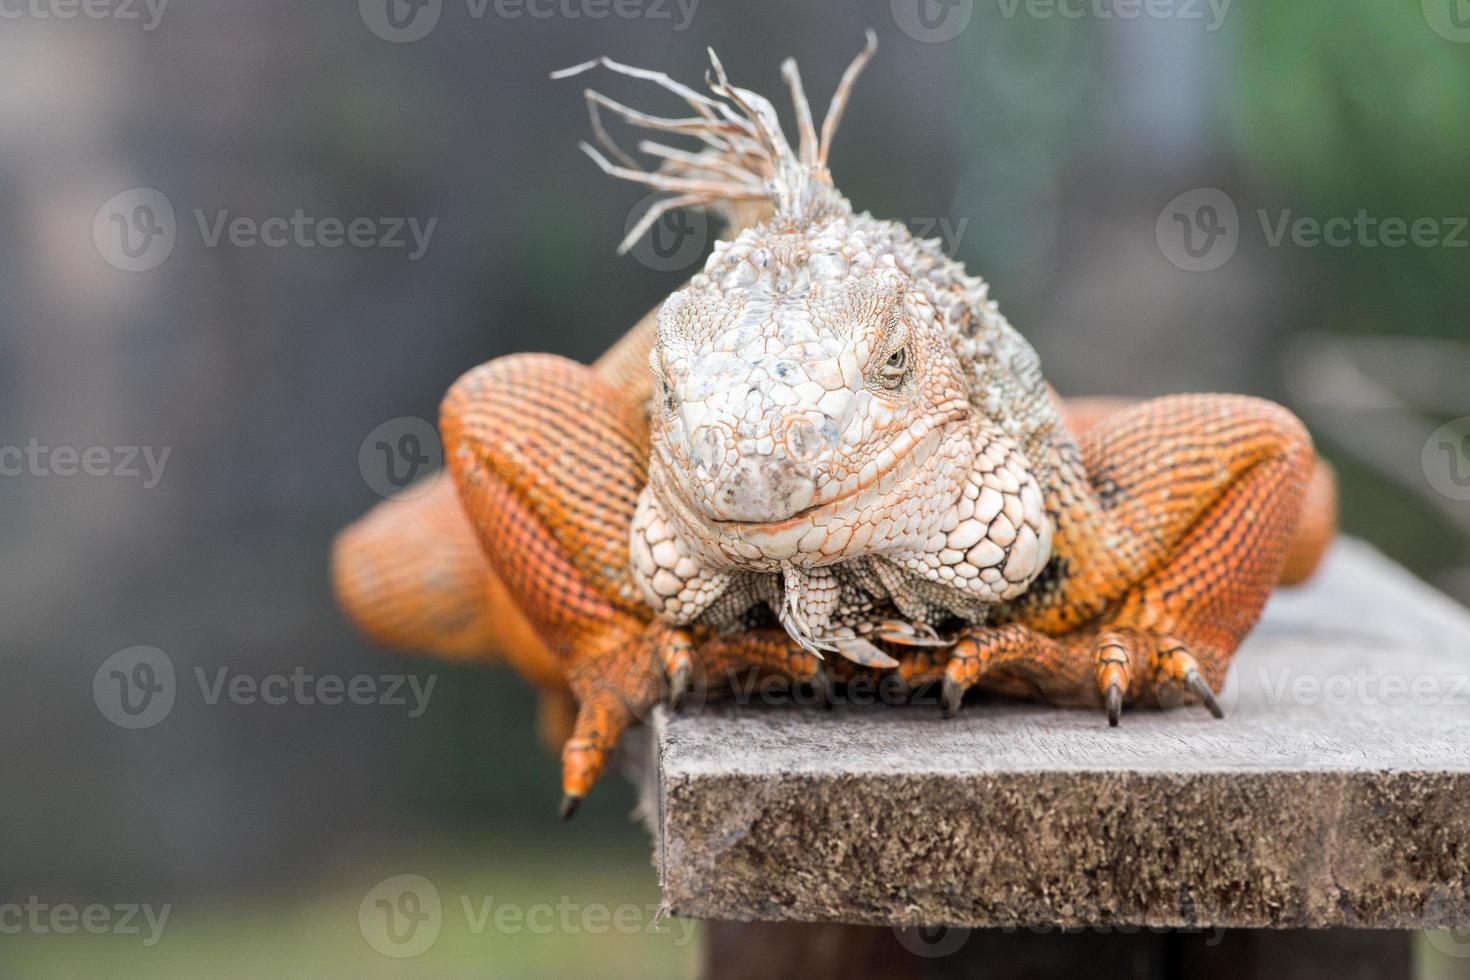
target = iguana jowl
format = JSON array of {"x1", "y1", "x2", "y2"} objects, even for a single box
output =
[{"x1": 332, "y1": 35, "x2": 1337, "y2": 817}]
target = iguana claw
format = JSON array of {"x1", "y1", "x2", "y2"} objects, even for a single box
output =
[{"x1": 833, "y1": 637, "x2": 899, "y2": 670}]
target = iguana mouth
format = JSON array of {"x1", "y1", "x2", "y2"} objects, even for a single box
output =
[{"x1": 692, "y1": 404, "x2": 970, "y2": 533}]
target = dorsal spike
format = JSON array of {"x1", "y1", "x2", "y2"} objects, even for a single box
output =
[{"x1": 554, "y1": 32, "x2": 877, "y2": 253}]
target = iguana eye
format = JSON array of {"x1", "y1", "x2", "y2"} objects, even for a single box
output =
[
  {"x1": 874, "y1": 346, "x2": 909, "y2": 389},
  {"x1": 661, "y1": 376, "x2": 678, "y2": 416}
]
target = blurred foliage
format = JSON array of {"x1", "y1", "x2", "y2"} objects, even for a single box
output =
[
  {"x1": 0, "y1": 842, "x2": 694, "y2": 980},
  {"x1": 1228, "y1": 0, "x2": 1470, "y2": 342}
]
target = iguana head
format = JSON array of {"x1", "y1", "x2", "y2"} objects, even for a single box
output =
[
  {"x1": 650, "y1": 225, "x2": 972, "y2": 538},
  {"x1": 559, "y1": 34, "x2": 1031, "y2": 577}
]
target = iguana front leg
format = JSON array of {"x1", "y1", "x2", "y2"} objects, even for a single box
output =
[
  {"x1": 439, "y1": 352, "x2": 678, "y2": 814},
  {"x1": 940, "y1": 394, "x2": 1321, "y2": 722}
]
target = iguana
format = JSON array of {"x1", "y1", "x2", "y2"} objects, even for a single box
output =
[{"x1": 332, "y1": 35, "x2": 1337, "y2": 818}]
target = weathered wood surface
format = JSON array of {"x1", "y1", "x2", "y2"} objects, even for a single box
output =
[{"x1": 633, "y1": 538, "x2": 1470, "y2": 929}]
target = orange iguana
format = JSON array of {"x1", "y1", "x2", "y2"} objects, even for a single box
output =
[{"x1": 332, "y1": 35, "x2": 1336, "y2": 818}]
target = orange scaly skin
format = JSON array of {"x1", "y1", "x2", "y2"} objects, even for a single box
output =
[{"x1": 332, "y1": 309, "x2": 1337, "y2": 814}]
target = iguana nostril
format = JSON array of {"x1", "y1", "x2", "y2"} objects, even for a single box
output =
[
  {"x1": 692, "y1": 422, "x2": 733, "y2": 472},
  {"x1": 783, "y1": 417, "x2": 822, "y2": 462}
]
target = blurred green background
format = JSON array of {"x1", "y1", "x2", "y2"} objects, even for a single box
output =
[{"x1": 0, "y1": 0, "x2": 1466, "y2": 975}]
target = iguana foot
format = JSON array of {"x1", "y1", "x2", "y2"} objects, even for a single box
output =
[
  {"x1": 1090, "y1": 630, "x2": 1223, "y2": 726},
  {"x1": 940, "y1": 624, "x2": 1064, "y2": 717}
]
